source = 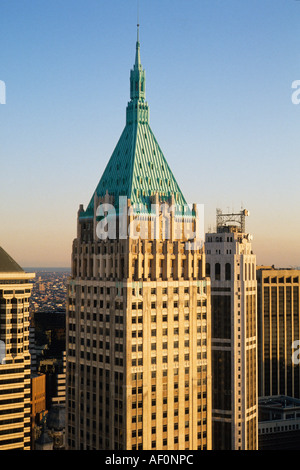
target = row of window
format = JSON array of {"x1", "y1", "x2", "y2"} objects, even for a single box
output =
[
  {"x1": 206, "y1": 236, "x2": 233, "y2": 243},
  {"x1": 262, "y1": 276, "x2": 299, "y2": 284},
  {"x1": 75, "y1": 285, "x2": 205, "y2": 297},
  {"x1": 131, "y1": 353, "x2": 207, "y2": 366},
  {"x1": 206, "y1": 262, "x2": 256, "y2": 281},
  {"x1": 206, "y1": 263, "x2": 231, "y2": 281},
  {"x1": 77, "y1": 299, "x2": 207, "y2": 310},
  {"x1": 72, "y1": 310, "x2": 206, "y2": 326}
]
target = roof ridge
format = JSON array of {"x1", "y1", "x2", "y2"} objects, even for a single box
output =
[{"x1": 128, "y1": 121, "x2": 139, "y2": 204}]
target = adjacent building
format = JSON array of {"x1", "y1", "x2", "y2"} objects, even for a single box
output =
[
  {"x1": 66, "y1": 28, "x2": 212, "y2": 450},
  {"x1": 258, "y1": 395, "x2": 300, "y2": 450},
  {"x1": 205, "y1": 209, "x2": 258, "y2": 450},
  {"x1": 52, "y1": 350, "x2": 66, "y2": 406},
  {"x1": 257, "y1": 266, "x2": 300, "y2": 398},
  {"x1": 31, "y1": 372, "x2": 46, "y2": 448},
  {"x1": 0, "y1": 246, "x2": 35, "y2": 450}
]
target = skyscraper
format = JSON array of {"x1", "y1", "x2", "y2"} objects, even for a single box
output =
[
  {"x1": 0, "y1": 246, "x2": 35, "y2": 450},
  {"x1": 257, "y1": 266, "x2": 300, "y2": 398},
  {"x1": 205, "y1": 209, "x2": 258, "y2": 450},
  {"x1": 66, "y1": 28, "x2": 212, "y2": 450}
]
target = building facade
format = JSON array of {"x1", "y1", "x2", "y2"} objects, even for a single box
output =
[
  {"x1": 257, "y1": 267, "x2": 300, "y2": 398},
  {"x1": 66, "y1": 29, "x2": 212, "y2": 450},
  {"x1": 0, "y1": 246, "x2": 35, "y2": 450},
  {"x1": 52, "y1": 350, "x2": 66, "y2": 406},
  {"x1": 31, "y1": 372, "x2": 46, "y2": 448},
  {"x1": 205, "y1": 210, "x2": 258, "y2": 450}
]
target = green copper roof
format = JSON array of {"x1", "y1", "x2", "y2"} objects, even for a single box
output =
[
  {"x1": 0, "y1": 246, "x2": 24, "y2": 273},
  {"x1": 81, "y1": 30, "x2": 188, "y2": 218}
]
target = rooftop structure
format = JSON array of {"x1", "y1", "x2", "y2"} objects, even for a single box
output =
[
  {"x1": 79, "y1": 25, "x2": 188, "y2": 219},
  {"x1": 216, "y1": 208, "x2": 250, "y2": 234}
]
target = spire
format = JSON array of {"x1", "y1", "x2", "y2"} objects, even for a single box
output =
[
  {"x1": 135, "y1": 23, "x2": 141, "y2": 69},
  {"x1": 135, "y1": 0, "x2": 141, "y2": 68},
  {"x1": 130, "y1": 22, "x2": 145, "y2": 102},
  {"x1": 137, "y1": 0, "x2": 140, "y2": 42}
]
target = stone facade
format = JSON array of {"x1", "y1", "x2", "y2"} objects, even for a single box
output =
[{"x1": 206, "y1": 220, "x2": 258, "y2": 450}]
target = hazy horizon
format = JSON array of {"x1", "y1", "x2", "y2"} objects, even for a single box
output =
[{"x1": 23, "y1": 267, "x2": 71, "y2": 271}]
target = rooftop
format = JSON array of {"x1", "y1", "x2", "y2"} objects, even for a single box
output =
[
  {"x1": 80, "y1": 27, "x2": 189, "y2": 218},
  {"x1": 0, "y1": 246, "x2": 24, "y2": 273},
  {"x1": 259, "y1": 396, "x2": 300, "y2": 410}
]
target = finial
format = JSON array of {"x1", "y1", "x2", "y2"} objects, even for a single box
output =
[
  {"x1": 137, "y1": 0, "x2": 140, "y2": 43},
  {"x1": 135, "y1": 0, "x2": 141, "y2": 68}
]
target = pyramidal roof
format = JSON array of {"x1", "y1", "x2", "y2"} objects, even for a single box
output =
[
  {"x1": 81, "y1": 27, "x2": 187, "y2": 218},
  {"x1": 0, "y1": 246, "x2": 24, "y2": 273}
]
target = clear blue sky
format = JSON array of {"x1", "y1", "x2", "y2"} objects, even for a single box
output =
[{"x1": 0, "y1": 0, "x2": 299, "y2": 268}]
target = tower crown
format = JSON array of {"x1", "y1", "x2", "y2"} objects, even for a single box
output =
[
  {"x1": 130, "y1": 25, "x2": 146, "y2": 102},
  {"x1": 127, "y1": 25, "x2": 149, "y2": 125},
  {"x1": 81, "y1": 27, "x2": 188, "y2": 218}
]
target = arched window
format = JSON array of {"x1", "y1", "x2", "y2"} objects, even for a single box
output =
[
  {"x1": 206, "y1": 262, "x2": 210, "y2": 277},
  {"x1": 225, "y1": 263, "x2": 231, "y2": 281},
  {"x1": 198, "y1": 259, "x2": 202, "y2": 278},
  {"x1": 245, "y1": 264, "x2": 247, "y2": 281},
  {"x1": 215, "y1": 263, "x2": 221, "y2": 281},
  {"x1": 134, "y1": 259, "x2": 139, "y2": 281}
]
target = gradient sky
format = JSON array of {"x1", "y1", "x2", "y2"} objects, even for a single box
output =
[{"x1": 0, "y1": 0, "x2": 299, "y2": 268}]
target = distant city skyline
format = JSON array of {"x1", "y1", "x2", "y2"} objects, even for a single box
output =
[{"x1": 1, "y1": 0, "x2": 299, "y2": 268}]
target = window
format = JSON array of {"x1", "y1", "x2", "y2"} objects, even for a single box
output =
[
  {"x1": 215, "y1": 263, "x2": 221, "y2": 281},
  {"x1": 206, "y1": 263, "x2": 210, "y2": 277},
  {"x1": 225, "y1": 263, "x2": 231, "y2": 281}
]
